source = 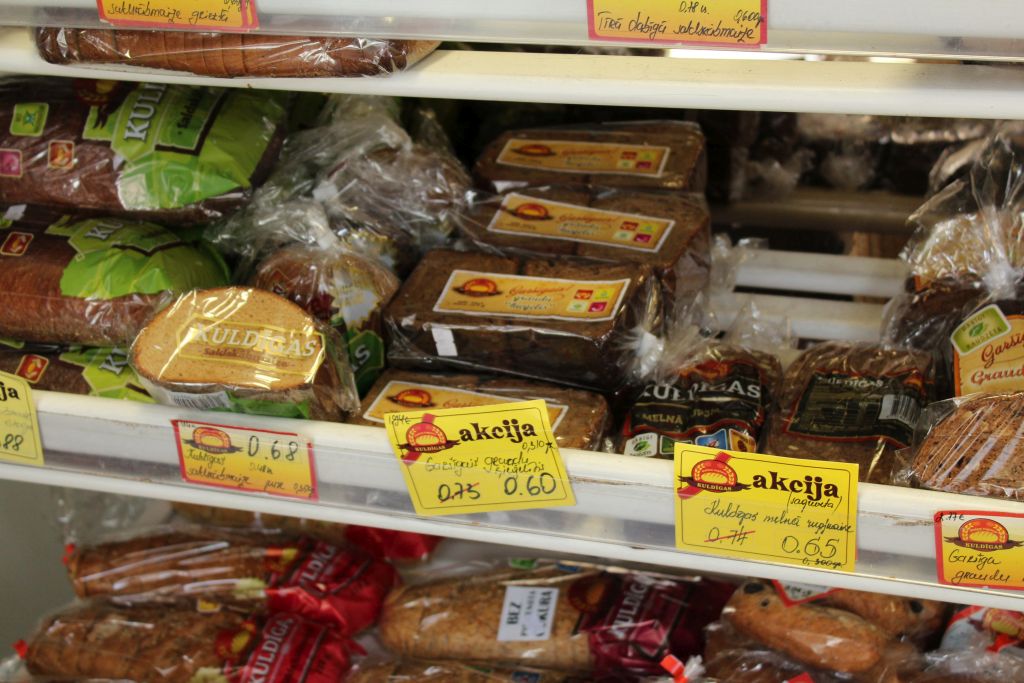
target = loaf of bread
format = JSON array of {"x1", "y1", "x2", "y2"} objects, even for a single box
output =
[
  {"x1": 822, "y1": 590, "x2": 946, "y2": 642},
  {"x1": 911, "y1": 392, "x2": 1024, "y2": 500},
  {"x1": 459, "y1": 186, "x2": 710, "y2": 303},
  {"x1": 762, "y1": 341, "x2": 934, "y2": 483},
  {"x1": 347, "y1": 660, "x2": 568, "y2": 682},
  {"x1": 0, "y1": 344, "x2": 151, "y2": 401},
  {"x1": 384, "y1": 249, "x2": 660, "y2": 392},
  {"x1": 351, "y1": 369, "x2": 609, "y2": 450},
  {"x1": 0, "y1": 78, "x2": 286, "y2": 223},
  {"x1": 474, "y1": 121, "x2": 706, "y2": 193},
  {"x1": 37, "y1": 28, "x2": 439, "y2": 77},
  {"x1": 131, "y1": 287, "x2": 359, "y2": 421},
  {"x1": 0, "y1": 207, "x2": 228, "y2": 346}
]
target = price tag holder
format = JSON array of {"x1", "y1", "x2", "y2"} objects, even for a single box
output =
[
  {"x1": 934, "y1": 510, "x2": 1024, "y2": 590},
  {"x1": 675, "y1": 445, "x2": 858, "y2": 572},
  {"x1": 384, "y1": 399, "x2": 575, "y2": 516},
  {"x1": 587, "y1": 0, "x2": 766, "y2": 47},
  {"x1": 97, "y1": 0, "x2": 259, "y2": 32},
  {"x1": 173, "y1": 419, "x2": 316, "y2": 500},
  {"x1": 0, "y1": 371, "x2": 43, "y2": 467}
]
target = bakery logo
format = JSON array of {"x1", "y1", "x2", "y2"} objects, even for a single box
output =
[
  {"x1": 983, "y1": 608, "x2": 1024, "y2": 639},
  {"x1": 15, "y1": 354, "x2": 49, "y2": 384},
  {"x1": 511, "y1": 143, "x2": 556, "y2": 157},
  {"x1": 454, "y1": 278, "x2": 501, "y2": 297},
  {"x1": 263, "y1": 546, "x2": 301, "y2": 574},
  {"x1": 947, "y1": 518, "x2": 1023, "y2": 552},
  {"x1": 506, "y1": 202, "x2": 553, "y2": 221},
  {"x1": 678, "y1": 455, "x2": 840, "y2": 502},
  {"x1": 122, "y1": 83, "x2": 168, "y2": 143},
  {"x1": 215, "y1": 620, "x2": 259, "y2": 663},
  {"x1": 0, "y1": 149, "x2": 22, "y2": 178},
  {"x1": 397, "y1": 416, "x2": 459, "y2": 461},
  {"x1": 183, "y1": 321, "x2": 323, "y2": 360},
  {"x1": 952, "y1": 304, "x2": 1011, "y2": 355},
  {"x1": 395, "y1": 414, "x2": 541, "y2": 464},
  {"x1": 184, "y1": 426, "x2": 242, "y2": 455},
  {"x1": 1, "y1": 231, "x2": 33, "y2": 256},
  {"x1": 388, "y1": 388, "x2": 436, "y2": 408},
  {"x1": 678, "y1": 457, "x2": 749, "y2": 494},
  {"x1": 47, "y1": 140, "x2": 75, "y2": 170}
]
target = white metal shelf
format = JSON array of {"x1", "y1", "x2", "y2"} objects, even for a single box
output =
[
  {"x1": 3, "y1": 28, "x2": 1024, "y2": 118},
  {"x1": 2, "y1": 0, "x2": 1024, "y2": 60}
]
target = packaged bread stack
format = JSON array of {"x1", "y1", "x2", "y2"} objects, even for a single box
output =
[{"x1": 909, "y1": 605, "x2": 1024, "y2": 683}]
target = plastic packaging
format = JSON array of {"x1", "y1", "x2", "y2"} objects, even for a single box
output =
[
  {"x1": 384, "y1": 248, "x2": 663, "y2": 392},
  {"x1": 0, "y1": 78, "x2": 287, "y2": 224},
  {"x1": 911, "y1": 651, "x2": 1024, "y2": 683},
  {"x1": 0, "y1": 205, "x2": 229, "y2": 346},
  {"x1": 0, "y1": 343, "x2": 152, "y2": 401},
  {"x1": 474, "y1": 121, "x2": 707, "y2": 194},
  {"x1": 457, "y1": 185, "x2": 711, "y2": 312},
  {"x1": 938, "y1": 604, "x2": 1024, "y2": 657},
  {"x1": 346, "y1": 659, "x2": 569, "y2": 682},
  {"x1": 36, "y1": 28, "x2": 439, "y2": 78},
  {"x1": 377, "y1": 561, "x2": 734, "y2": 676},
  {"x1": 21, "y1": 601, "x2": 354, "y2": 683},
  {"x1": 131, "y1": 287, "x2": 359, "y2": 421},
  {"x1": 350, "y1": 369, "x2": 609, "y2": 450},
  {"x1": 65, "y1": 526, "x2": 396, "y2": 633},
  {"x1": 763, "y1": 341, "x2": 935, "y2": 483},
  {"x1": 907, "y1": 391, "x2": 1024, "y2": 500}
]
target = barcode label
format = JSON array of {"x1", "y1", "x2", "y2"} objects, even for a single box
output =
[
  {"x1": 879, "y1": 394, "x2": 920, "y2": 428},
  {"x1": 164, "y1": 390, "x2": 232, "y2": 411}
]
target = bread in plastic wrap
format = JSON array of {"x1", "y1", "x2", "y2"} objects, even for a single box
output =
[
  {"x1": 131, "y1": 286, "x2": 359, "y2": 420},
  {"x1": 0, "y1": 78, "x2": 287, "y2": 223},
  {"x1": 0, "y1": 344, "x2": 151, "y2": 401},
  {"x1": 763, "y1": 341, "x2": 934, "y2": 483},
  {"x1": 36, "y1": 28, "x2": 438, "y2": 77},
  {"x1": 351, "y1": 369, "x2": 609, "y2": 450},
  {"x1": 347, "y1": 659, "x2": 568, "y2": 682}
]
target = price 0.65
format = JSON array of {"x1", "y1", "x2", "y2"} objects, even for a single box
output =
[
  {"x1": 782, "y1": 535, "x2": 841, "y2": 564},
  {"x1": 248, "y1": 435, "x2": 299, "y2": 461}
]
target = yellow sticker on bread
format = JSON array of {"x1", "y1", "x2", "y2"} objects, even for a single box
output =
[
  {"x1": 587, "y1": 0, "x2": 766, "y2": 47},
  {"x1": 935, "y1": 510, "x2": 1024, "y2": 590},
  {"x1": 0, "y1": 371, "x2": 43, "y2": 467},
  {"x1": 384, "y1": 399, "x2": 575, "y2": 516},
  {"x1": 496, "y1": 138, "x2": 670, "y2": 177},
  {"x1": 675, "y1": 444, "x2": 858, "y2": 572},
  {"x1": 97, "y1": 0, "x2": 259, "y2": 31}
]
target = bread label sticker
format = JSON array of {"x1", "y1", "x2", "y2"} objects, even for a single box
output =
[
  {"x1": 434, "y1": 270, "x2": 631, "y2": 322},
  {"x1": 0, "y1": 371, "x2": 44, "y2": 467},
  {"x1": 587, "y1": 0, "x2": 766, "y2": 47},
  {"x1": 97, "y1": 0, "x2": 259, "y2": 31},
  {"x1": 384, "y1": 399, "x2": 575, "y2": 516},
  {"x1": 497, "y1": 586, "x2": 559, "y2": 641},
  {"x1": 364, "y1": 380, "x2": 568, "y2": 432},
  {"x1": 770, "y1": 580, "x2": 839, "y2": 606},
  {"x1": 488, "y1": 193, "x2": 675, "y2": 253},
  {"x1": 173, "y1": 419, "x2": 317, "y2": 500},
  {"x1": 496, "y1": 139, "x2": 670, "y2": 177},
  {"x1": 9, "y1": 103, "x2": 48, "y2": 137},
  {"x1": 675, "y1": 444, "x2": 858, "y2": 572},
  {"x1": 934, "y1": 510, "x2": 1024, "y2": 590},
  {"x1": 951, "y1": 304, "x2": 1024, "y2": 396}
]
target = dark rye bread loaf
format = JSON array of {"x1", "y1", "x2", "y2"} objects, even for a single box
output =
[
  {"x1": 460, "y1": 185, "x2": 710, "y2": 303},
  {"x1": 37, "y1": 28, "x2": 439, "y2": 78},
  {"x1": 0, "y1": 345, "x2": 151, "y2": 401},
  {"x1": 911, "y1": 392, "x2": 1024, "y2": 500},
  {"x1": 474, "y1": 122, "x2": 706, "y2": 193},
  {"x1": 384, "y1": 249, "x2": 660, "y2": 392},
  {"x1": 350, "y1": 369, "x2": 609, "y2": 450}
]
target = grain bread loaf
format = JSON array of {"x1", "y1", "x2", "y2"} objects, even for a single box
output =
[
  {"x1": 762, "y1": 341, "x2": 934, "y2": 482},
  {"x1": 36, "y1": 28, "x2": 439, "y2": 77},
  {"x1": 459, "y1": 186, "x2": 711, "y2": 303},
  {"x1": 0, "y1": 78, "x2": 286, "y2": 223},
  {"x1": 474, "y1": 121, "x2": 706, "y2": 193},
  {"x1": 347, "y1": 660, "x2": 568, "y2": 682},
  {"x1": 910, "y1": 392, "x2": 1024, "y2": 500},
  {"x1": 0, "y1": 345, "x2": 151, "y2": 401},
  {"x1": 821, "y1": 590, "x2": 946, "y2": 642},
  {"x1": 131, "y1": 287, "x2": 359, "y2": 421},
  {"x1": 351, "y1": 369, "x2": 609, "y2": 450},
  {"x1": 384, "y1": 249, "x2": 661, "y2": 392},
  {"x1": 0, "y1": 207, "x2": 228, "y2": 345}
]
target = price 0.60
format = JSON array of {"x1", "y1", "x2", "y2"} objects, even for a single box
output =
[
  {"x1": 503, "y1": 472, "x2": 558, "y2": 497},
  {"x1": 247, "y1": 435, "x2": 299, "y2": 461}
]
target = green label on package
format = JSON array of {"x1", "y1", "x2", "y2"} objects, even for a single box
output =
[{"x1": 10, "y1": 103, "x2": 48, "y2": 137}]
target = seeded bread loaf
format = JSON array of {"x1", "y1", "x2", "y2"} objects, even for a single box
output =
[
  {"x1": 36, "y1": 28, "x2": 439, "y2": 77},
  {"x1": 384, "y1": 249, "x2": 660, "y2": 392},
  {"x1": 350, "y1": 369, "x2": 609, "y2": 450}
]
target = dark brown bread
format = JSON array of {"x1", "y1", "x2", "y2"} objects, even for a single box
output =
[
  {"x1": 911, "y1": 392, "x2": 1024, "y2": 500},
  {"x1": 822, "y1": 590, "x2": 946, "y2": 642},
  {"x1": 348, "y1": 661, "x2": 568, "y2": 682},
  {"x1": 37, "y1": 28, "x2": 439, "y2": 77},
  {"x1": 350, "y1": 369, "x2": 609, "y2": 450}
]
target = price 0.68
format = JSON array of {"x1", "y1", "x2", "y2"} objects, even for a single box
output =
[{"x1": 247, "y1": 435, "x2": 299, "y2": 461}]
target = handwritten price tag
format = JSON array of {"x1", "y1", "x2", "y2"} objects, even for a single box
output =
[
  {"x1": 587, "y1": 0, "x2": 766, "y2": 47},
  {"x1": 384, "y1": 399, "x2": 575, "y2": 516},
  {"x1": 0, "y1": 371, "x2": 43, "y2": 467},
  {"x1": 97, "y1": 0, "x2": 259, "y2": 32},
  {"x1": 173, "y1": 420, "x2": 316, "y2": 500},
  {"x1": 675, "y1": 445, "x2": 858, "y2": 572},
  {"x1": 934, "y1": 510, "x2": 1024, "y2": 590}
]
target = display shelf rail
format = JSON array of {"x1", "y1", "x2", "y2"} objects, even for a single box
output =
[
  {"x1": 3, "y1": 0, "x2": 1024, "y2": 60},
  {"x1": 4, "y1": 28, "x2": 1024, "y2": 118}
]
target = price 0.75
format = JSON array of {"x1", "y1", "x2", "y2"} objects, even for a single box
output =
[
  {"x1": 247, "y1": 435, "x2": 299, "y2": 461},
  {"x1": 2, "y1": 433, "x2": 24, "y2": 452}
]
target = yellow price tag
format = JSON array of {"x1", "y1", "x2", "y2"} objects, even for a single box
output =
[
  {"x1": 173, "y1": 419, "x2": 316, "y2": 500},
  {"x1": 935, "y1": 510, "x2": 1024, "y2": 589},
  {"x1": 97, "y1": 0, "x2": 259, "y2": 31},
  {"x1": 0, "y1": 371, "x2": 43, "y2": 467},
  {"x1": 675, "y1": 444, "x2": 858, "y2": 572},
  {"x1": 587, "y1": 0, "x2": 766, "y2": 47},
  {"x1": 384, "y1": 399, "x2": 575, "y2": 516}
]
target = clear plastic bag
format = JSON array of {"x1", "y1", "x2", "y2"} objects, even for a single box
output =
[
  {"x1": 910, "y1": 650, "x2": 1024, "y2": 683},
  {"x1": 0, "y1": 78, "x2": 287, "y2": 224},
  {"x1": 346, "y1": 659, "x2": 570, "y2": 682},
  {"x1": 0, "y1": 206, "x2": 229, "y2": 346},
  {"x1": 0, "y1": 342, "x2": 152, "y2": 402},
  {"x1": 383, "y1": 248, "x2": 663, "y2": 393},
  {"x1": 130, "y1": 286, "x2": 359, "y2": 421},
  {"x1": 36, "y1": 28, "x2": 438, "y2": 78}
]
